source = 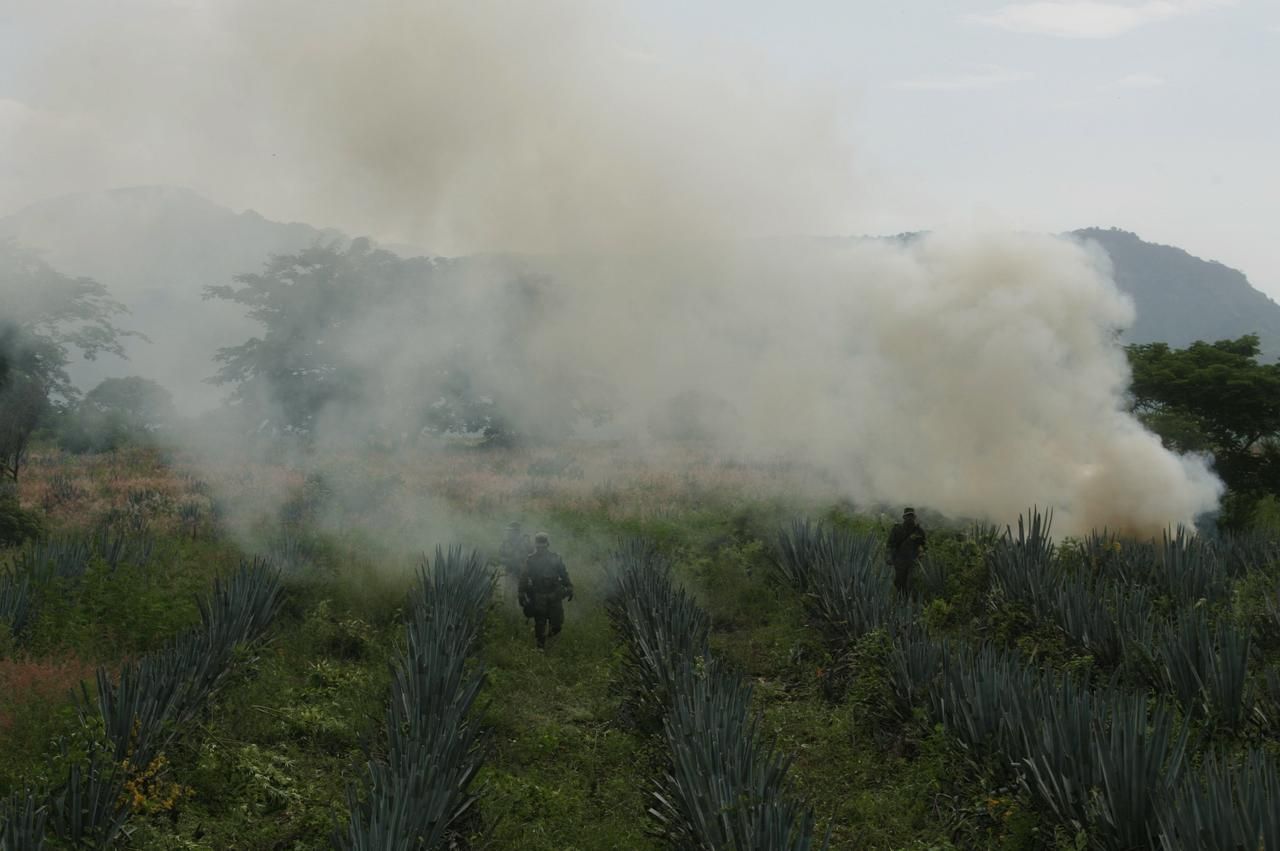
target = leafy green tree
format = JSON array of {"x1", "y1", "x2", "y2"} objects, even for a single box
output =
[
  {"x1": 206, "y1": 240, "x2": 605, "y2": 445},
  {"x1": 0, "y1": 242, "x2": 133, "y2": 480},
  {"x1": 58, "y1": 376, "x2": 176, "y2": 453},
  {"x1": 1127, "y1": 334, "x2": 1280, "y2": 527},
  {"x1": 204, "y1": 240, "x2": 396, "y2": 434}
]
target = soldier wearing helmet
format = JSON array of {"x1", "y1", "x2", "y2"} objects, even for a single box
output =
[
  {"x1": 518, "y1": 531, "x2": 574, "y2": 649},
  {"x1": 886, "y1": 507, "x2": 927, "y2": 595},
  {"x1": 497, "y1": 521, "x2": 532, "y2": 599}
]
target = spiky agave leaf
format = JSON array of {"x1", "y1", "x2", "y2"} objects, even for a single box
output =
[
  {"x1": 45, "y1": 748, "x2": 130, "y2": 851},
  {"x1": 1050, "y1": 576, "x2": 1124, "y2": 668},
  {"x1": 91, "y1": 527, "x2": 153, "y2": 573},
  {"x1": 1158, "y1": 748, "x2": 1280, "y2": 851},
  {"x1": 89, "y1": 558, "x2": 283, "y2": 767},
  {"x1": 652, "y1": 658, "x2": 824, "y2": 851},
  {"x1": 605, "y1": 541, "x2": 713, "y2": 722},
  {"x1": 916, "y1": 550, "x2": 950, "y2": 600},
  {"x1": 1158, "y1": 609, "x2": 1250, "y2": 731},
  {"x1": 196, "y1": 557, "x2": 284, "y2": 654},
  {"x1": 354, "y1": 657, "x2": 487, "y2": 851},
  {"x1": 1156, "y1": 527, "x2": 1227, "y2": 605},
  {"x1": 932, "y1": 643, "x2": 1035, "y2": 753},
  {"x1": 888, "y1": 624, "x2": 942, "y2": 718},
  {"x1": 1090, "y1": 692, "x2": 1188, "y2": 851},
  {"x1": 610, "y1": 539, "x2": 824, "y2": 850},
  {"x1": 773, "y1": 520, "x2": 878, "y2": 596},
  {"x1": 14, "y1": 536, "x2": 93, "y2": 584},
  {"x1": 0, "y1": 573, "x2": 33, "y2": 640},
  {"x1": 0, "y1": 787, "x2": 47, "y2": 851},
  {"x1": 337, "y1": 544, "x2": 491, "y2": 851},
  {"x1": 1216, "y1": 529, "x2": 1280, "y2": 579},
  {"x1": 412, "y1": 545, "x2": 494, "y2": 637},
  {"x1": 804, "y1": 538, "x2": 895, "y2": 640},
  {"x1": 1019, "y1": 674, "x2": 1109, "y2": 832}
]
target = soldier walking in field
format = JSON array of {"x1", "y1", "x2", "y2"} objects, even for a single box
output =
[
  {"x1": 519, "y1": 532, "x2": 574, "y2": 649},
  {"x1": 497, "y1": 521, "x2": 531, "y2": 600},
  {"x1": 887, "y1": 507, "x2": 927, "y2": 596}
]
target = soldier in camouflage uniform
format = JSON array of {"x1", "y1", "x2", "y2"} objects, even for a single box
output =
[
  {"x1": 518, "y1": 532, "x2": 574, "y2": 649},
  {"x1": 886, "y1": 507, "x2": 927, "y2": 596},
  {"x1": 497, "y1": 521, "x2": 531, "y2": 600}
]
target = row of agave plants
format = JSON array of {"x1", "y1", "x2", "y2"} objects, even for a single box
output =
[
  {"x1": 334, "y1": 546, "x2": 493, "y2": 851},
  {"x1": 0, "y1": 559, "x2": 282, "y2": 850},
  {"x1": 774, "y1": 515, "x2": 1280, "y2": 850},
  {"x1": 605, "y1": 539, "x2": 828, "y2": 850},
  {"x1": 980, "y1": 515, "x2": 1280, "y2": 734},
  {"x1": 0, "y1": 529, "x2": 155, "y2": 647}
]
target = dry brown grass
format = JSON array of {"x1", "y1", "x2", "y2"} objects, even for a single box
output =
[{"x1": 15, "y1": 441, "x2": 839, "y2": 538}]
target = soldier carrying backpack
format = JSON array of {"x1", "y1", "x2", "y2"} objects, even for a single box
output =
[{"x1": 518, "y1": 532, "x2": 574, "y2": 649}]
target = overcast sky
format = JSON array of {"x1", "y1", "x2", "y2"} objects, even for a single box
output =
[{"x1": 1, "y1": 0, "x2": 1277, "y2": 298}]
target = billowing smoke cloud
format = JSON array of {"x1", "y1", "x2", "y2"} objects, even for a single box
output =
[{"x1": 6, "y1": 0, "x2": 1222, "y2": 536}]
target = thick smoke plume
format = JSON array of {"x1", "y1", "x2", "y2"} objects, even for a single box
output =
[{"x1": 11, "y1": 0, "x2": 1222, "y2": 536}]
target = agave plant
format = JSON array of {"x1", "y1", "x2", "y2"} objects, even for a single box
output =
[
  {"x1": 1050, "y1": 576, "x2": 1124, "y2": 668},
  {"x1": 916, "y1": 551, "x2": 950, "y2": 600},
  {"x1": 1158, "y1": 748, "x2": 1280, "y2": 851},
  {"x1": 606, "y1": 543, "x2": 712, "y2": 723},
  {"x1": 391, "y1": 607, "x2": 485, "y2": 738},
  {"x1": 988, "y1": 509, "x2": 1060, "y2": 618},
  {"x1": 195, "y1": 558, "x2": 284, "y2": 654},
  {"x1": 887, "y1": 625, "x2": 942, "y2": 718},
  {"x1": 1113, "y1": 586, "x2": 1157, "y2": 663},
  {"x1": 1259, "y1": 665, "x2": 1280, "y2": 731},
  {"x1": 807, "y1": 543, "x2": 898, "y2": 640},
  {"x1": 653, "y1": 658, "x2": 825, "y2": 851},
  {"x1": 1077, "y1": 529, "x2": 1120, "y2": 576},
  {"x1": 92, "y1": 527, "x2": 154, "y2": 572},
  {"x1": 343, "y1": 642, "x2": 487, "y2": 850},
  {"x1": 0, "y1": 573, "x2": 33, "y2": 641},
  {"x1": 1111, "y1": 538, "x2": 1161, "y2": 588},
  {"x1": 1019, "y1": 673, "x2": 1110, "y2": 833},
  {"x1": 1089, "y1": 693, "x2": 1188, "y2": 851},
  {"x1": 1267, "y1": 582, "x2": 1280, "y2": 646},
  {"x1": 610, "y1": 539, "x2": 823, "y2": 850},
  {"x1": 267, "y1": 532, "x2": 316, "y2": 579},
  {"x1": 410, "y1": 545, "x2": 494, "y2": 635},
  {"x1": 936, "y1": 643, "x2": 1045, "y2": 754},
  {"x1": 1158, "y1": 609, "x2": 1251, "y2": 732},
  {"x1": 45, "y1": 749, "x2": 130, "y2": 851},
  {"x1": 1216, "y1": 529, "x2": 1280, "y2": 578},
  {"x1": 89, "y1": 558, "x2": 283, "y2": 767},
  {"x1": 14, "y1": 537, "x2": 94, "y2": 585},
  {"x1": 0, "y1": 788, "x2": 47, "y2": 851},
  {"x1": 1155, "y1": 527, "x2": 1227, "y2": 605},
  {"x1": 773, "y1": 521, "x2": 882, "y2": 597},
  {"x1": 89, "y1": 644, "x2": 197, "y2": 767},
  {"x1": 773, "y1": 521, "x2": 906, "y2": 641},
  {"x1": 337, "y1": 546, "x2": 492, "y2": 851}
]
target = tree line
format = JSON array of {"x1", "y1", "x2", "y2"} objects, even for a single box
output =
[{"x1": 3, "y1": 238, "x2": 1280, "y2": 529}]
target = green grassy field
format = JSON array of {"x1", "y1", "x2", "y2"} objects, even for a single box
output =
[{"x1": 2, "y1": 445, "x2": 1278, "y2": 849}]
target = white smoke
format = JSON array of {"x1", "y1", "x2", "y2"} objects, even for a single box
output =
[{"x1": 4, "y1": 0, "x2": 1223, "y2": 536}]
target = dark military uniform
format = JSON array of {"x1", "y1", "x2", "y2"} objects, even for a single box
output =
[
  {"x1": 498, "y1": 529, "x2": 531, "y2": 597},
  {"x1": 887, "y1": 516, "x2": 927, "y2": 594},
  {"x1": 519, "y1": 548, "x2": 573, "y2": 648}
]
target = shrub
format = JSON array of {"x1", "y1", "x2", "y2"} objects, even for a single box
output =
[{"x1": 0, "y1": 492, "x2": 43, "y2": 548}]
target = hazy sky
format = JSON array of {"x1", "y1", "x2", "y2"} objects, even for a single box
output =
[{"x1": 1, "y1": 0, "x2": 1278, "y2": 297}]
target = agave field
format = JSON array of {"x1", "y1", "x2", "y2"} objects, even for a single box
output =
[
  {"x1": 1, "y1": 447, "x2": 1279, "y2": 849},
  {"x1": 776, "y1": 514, "x2": 1280, "y2": 849}
]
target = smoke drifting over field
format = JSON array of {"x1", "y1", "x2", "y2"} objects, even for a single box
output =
[{"x1": 15, "y1": 0, "x2": 1222, "y2": 535}]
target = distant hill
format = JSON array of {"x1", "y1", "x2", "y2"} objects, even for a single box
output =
[
  {"x1": 1071, "y1": 227, "x2": 1280, "y2": 360},
  {"x1": 0, "y1": 186, "x2": 346, "y2": 412},
  {"x1": 4, "y1": 187, "x2": 1279, "y2": 412}
]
